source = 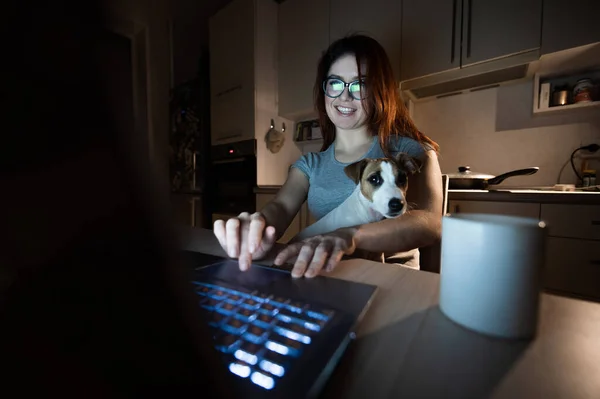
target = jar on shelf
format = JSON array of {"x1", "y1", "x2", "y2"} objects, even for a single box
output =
[
  {"x1": 573, "y1": 79, "x2": 593, "y2": 104},
  {"x1": 582, "y1": 169, "x2": 596, "y2": 187}
]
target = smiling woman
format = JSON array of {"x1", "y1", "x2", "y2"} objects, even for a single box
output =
[{"x1": 213, "y1": 34, "x2": 443, "y2": 276}]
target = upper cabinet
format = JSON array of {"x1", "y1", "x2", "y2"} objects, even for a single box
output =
[
  {"x1": 541, "y1": 0, "x2": 600, "y2": 55},
  {"x1": 463, "y1": 0, "x2": 542, "y2": 66},
  {"x1": 401, "y1": 0, "x2": 460, "y2": 80},
  {"x1": 278, "y1": 0, "x2": 329, "y2": 121},
  {"x1": 329, "y1": 0, "x2": 402, "y2": 81},
  {"x1": 401, "y1": 0, "x2": 543, "y2": 81},
  {"x1": 209, "y1": 0, "x2": 256, "y2": 145},
  {"x1": 278, "y1": 0, "x2": 402, "y2": 121}
]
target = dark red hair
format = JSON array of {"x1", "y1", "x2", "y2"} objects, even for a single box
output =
[{"x1": 314, "y1": 34, "x2": 439, "y2": 156}]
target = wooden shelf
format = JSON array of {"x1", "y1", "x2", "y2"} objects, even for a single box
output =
[{"x1": 534, "y1": 100, "x2": 600, "y2": 115}]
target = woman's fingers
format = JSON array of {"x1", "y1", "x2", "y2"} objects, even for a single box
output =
[
  {"x1": 248, "y1": 213, "x2": 266, "y2": 254},
  {"x1": 325, "y1": 246, "x2": 345, "y2": 272},
  {"x1": 225, "y1": 218, "x2": 241, "y2": 258},
  {"x1": 213, "y1": 219, "x2": 227, "y2": 250},
  {"x1": 291, "y1": 243, "x2": 317, "y2": 278},
  {"x1": 304, "y1": 242, "x2": 331, "y2": 278}
]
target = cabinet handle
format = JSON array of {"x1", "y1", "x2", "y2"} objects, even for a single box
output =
[
  {"x1": 590, "y1": 260, "x2": 600, "y2": 266},
  {"x1": 465, "y1": 0, "x2": 472, "y2": 59},
  {"x1": 453, "y1": 204, "x2": 461, "y2": 213},
  {"x1": 591, "y1": 221, "x2": 600, "y2": 226},
  {"x1": 216, "y1": 85, "x2": 242, "y2": 98},
  {"x1": 189, "y1": 199, "x2": 195, "y2": 227},
  {"x1": 451, "y1": 0, "x2": 457, "y2": 63}
]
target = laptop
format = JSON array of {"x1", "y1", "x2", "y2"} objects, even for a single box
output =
[{"x1": 180, "y1": 250, "x2": 378, "y2": 399}]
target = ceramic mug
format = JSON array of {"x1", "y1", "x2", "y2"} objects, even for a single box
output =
[{"x1": 439, "y1": 213, "x2": 547, "y2": 339}]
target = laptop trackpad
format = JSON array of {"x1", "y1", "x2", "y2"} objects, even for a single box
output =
[{"x1": 195, "y1": 259, "x2": 376, "y2": 319}]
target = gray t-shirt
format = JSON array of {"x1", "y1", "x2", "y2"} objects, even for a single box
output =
[
  {"x1": 292, "y1": 135, "x2": 427, "y2": 220},
  {"x1": 291, "y1": 135, "x2": 428, "y2": 268}
]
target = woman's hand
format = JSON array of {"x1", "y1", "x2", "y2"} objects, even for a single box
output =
[
  {"x1": 213, "y1": 212, "x2": 277, "y2": 271},
  {"x1": 274, "y1": 228, "x2": 357, "y2": 278}
]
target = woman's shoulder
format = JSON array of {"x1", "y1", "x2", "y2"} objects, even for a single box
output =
[
  {"x1": 291, "y1": 146, "x2": 332, "y2": 177},
  {"x1": 388, "y1": 135, "x2": 432, "y2": 157}
]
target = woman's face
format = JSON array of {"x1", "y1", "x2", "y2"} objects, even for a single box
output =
[{"x1": 324, "y1": 53, "x2": 368, "y2": 132}]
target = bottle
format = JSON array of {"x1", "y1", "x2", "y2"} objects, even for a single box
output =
[{"x1": 589, "y1": 170, "x2": 596, "y2": 187}]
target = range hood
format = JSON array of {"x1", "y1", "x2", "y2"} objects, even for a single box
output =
[{"x1": 400, "y1": 49, "x2": 540, "y2": 102}]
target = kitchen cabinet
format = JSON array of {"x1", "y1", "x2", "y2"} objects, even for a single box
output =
[
  {"x1": 447, "y1": 200, "x2": 540, "y2": 219},
  {"x1": 278, "y1": 0, "x2": 329, "y2": 121},
  {"x1": 209, "y1": 0, "x2": 278, "y2": 145},
  {"x1": 541, "y1": 0, "x2": 600, "y2": 55},
  {"x1": 329, "y1": 0, "x2": 402, "y2": 80},
  {"x1": 401, "y1": 0, "x2": 460, "y2": 80},
  {"x1": 462, "y1": 0, "x2": 542, "y2": 66},
  {"x1": 401, "y1": 0, "x2": 542, "y2": 81},
  {"x1": 541, "y1": 204, "x2": 600, "y2": 300},
  {"x1": 171, "y1": 194, "x2": 204, "y2": 228}
]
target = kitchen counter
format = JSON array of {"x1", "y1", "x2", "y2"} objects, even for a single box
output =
[{"x1": 449, "y1": 189, "x2": 600, "y2": 205}]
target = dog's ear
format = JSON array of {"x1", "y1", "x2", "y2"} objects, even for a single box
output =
[
  {"x1": 344, "y1": 159, "x2": 368, "y2": 184},
  {"x1": 395, "y1": 153, "x2": 421, "y2": 175}
]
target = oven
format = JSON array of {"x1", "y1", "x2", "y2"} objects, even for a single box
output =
[{"x1": 207, "y1": 139, "x2": 257, "y2": 223}]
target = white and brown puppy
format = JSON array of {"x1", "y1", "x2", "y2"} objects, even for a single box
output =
[{"x1": 295, "y1": 153, "x2": 421, "y2": 240}]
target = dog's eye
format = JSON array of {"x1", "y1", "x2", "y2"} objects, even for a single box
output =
[
  {"x1": 368, "y1": 173, "x2": 382, "y2": 186},
  {"x1": 396, "y1": 173, "x2": 407, "y2": 185}
]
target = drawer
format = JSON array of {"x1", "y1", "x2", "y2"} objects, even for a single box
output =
[
  {"x1": 448, "y1": 200, "x2": 540, "y2": 219},
  {"x1": 541, "y1": 204, "x2": 600, "y2": 240},
  {"x1": 543, "y1": 237, "x2": 600, "y2": 300}
]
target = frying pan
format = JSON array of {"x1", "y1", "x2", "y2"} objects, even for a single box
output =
[{"x1": 448, "y1": 166, "x2": 539, "y2": 190}]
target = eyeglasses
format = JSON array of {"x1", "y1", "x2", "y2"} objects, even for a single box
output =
[{"x1": 322, "y1": 77, "x2": 367, "y2": 100}]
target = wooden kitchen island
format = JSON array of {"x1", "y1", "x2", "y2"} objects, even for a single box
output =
[{"x1": 182, "y1": 227, "x2": 600, "y2": 399}]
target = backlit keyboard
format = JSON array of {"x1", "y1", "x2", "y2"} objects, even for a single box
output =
[{"x1": 193, "y1": 281, "x2": 335, "y2": 391}]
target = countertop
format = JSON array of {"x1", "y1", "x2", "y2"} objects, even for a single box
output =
[
  {"x1": 255, "y1": 185, "x2": 600, "y2": 204},
  {"x1": 180, "y1": 227, "x2": 600, "y2": 399}
]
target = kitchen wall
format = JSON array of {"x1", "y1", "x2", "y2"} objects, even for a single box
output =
[{"x1": 412, "y1": 79, "x2": 600, "y2": 187}]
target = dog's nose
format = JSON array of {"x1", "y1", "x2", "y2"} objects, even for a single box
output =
[{"x1": 388, "y1": 198, "x2": 404, "y2": 213}]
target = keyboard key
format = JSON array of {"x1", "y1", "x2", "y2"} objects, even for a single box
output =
[
  {"x1": 209, "y1": 290, "x2": 228, "y2": 300},
  {"x1": 228, "y1": 294, "x2": 243, "y2": 303},
  {"x1": 258, "y1": 303, "x2": 278, "y2": 316},
  {"x1": 229, "y1": 362, "x2": 251, "y2": 378},
  {"x1": 277, "y1": 320, "x2": 315, "y2": 337},
  {"x1": 244, "y1": 325, "x2": 268, "y2": 343},
  {"x1": 259, "y1": 359, "x2": 286, "y2": 378},
  {"x1": 222, "y1": 318, "x2": 248, "y2": 335},
  {"x1": 270, "y1": 296, "x2": 290, "y2": 307},
  {"x1": 286, "y1": 301, "x2": 306, "y2": 313},
  {"x1": 208, "y1": 312, "x2": 227, "y2": 327},
  {"x1": 254, "y1": 313, "x2": 276, "y2": 328},
  {"x1": 275, "y1": 308, "x2": 301, "y2": 323},
  {"x1": 234, "y1": 349, "x2": 258, "y2": 365},
  {"x1": 274, "y1": 323, "x2": 311, "y2": 344},
  {"x1": 200, "y1": 297, "x2": 220, "y2": 311},
  {"x1": 306, "y1": 309, "x2": 334, "y2": 321},
  {"x1": 250, "y1": 371, "x2": 275, "y2": 390},
  {"x1": 268, "y1": 333, "x2": 303, "y2": 352},
  {"x1": 234, "y1": 308, "x2": 257, "y2": 323},
  {"x1": 240, "y1": 298, "x2": 261, "y2": 310},
  {"x1": 218, "y1": 301, "x2": 238, "y2": 314},
  {"x1": 214, "y1": 333, "x2": 241, "y2": 353},
  {"x1": 253, "y1": 292, "x2": 271, "y2": 301}
]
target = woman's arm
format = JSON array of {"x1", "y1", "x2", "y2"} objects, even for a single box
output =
[
  {"x1": 351, "y1": 150, "x2": 443, "y2": 253},
  {"x1": 260, "y1": 168, "x2": 309, "y2": 240}
]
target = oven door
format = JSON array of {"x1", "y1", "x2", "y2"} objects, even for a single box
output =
[{"x1": 210, "y1": 156, "x2": 256, "y2": 215}]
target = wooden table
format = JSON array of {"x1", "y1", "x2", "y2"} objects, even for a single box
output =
[{"x1": 180, "y1": 228, "x2": 600, "y2": 399}]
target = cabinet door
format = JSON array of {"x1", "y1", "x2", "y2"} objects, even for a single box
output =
[
  {"x1": 256, "y1": 193, "x2": 301, "y2": 244},
  {"x1": 211, "y1": 85, "x2": 255, "y2": 145},
  {"x1": 401, "y1": 0, "x2": 461, "y2": 81},
  {"x1": 209, "y1": 0, "x2": 254, "y2": 97},
  {"x1": 448, "y1": 200, "x2": 540, "y2": 219},
  {"x1": 462, "y1": 0, "x2": 542, "y2": 67},
  {"x1": 330, "y1": 0, "x2": 402, "y2": 80},
  {"x1": 541, "y1": 0, "x2": 600, "y2": 55},
  {"x1": 278, "y1": 0, "x2": 329, "y2": 120},
  {"x1": 171, "y1": 194, "x2": 203, "y2": 228}
]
